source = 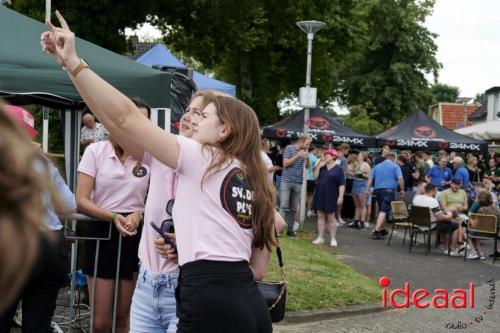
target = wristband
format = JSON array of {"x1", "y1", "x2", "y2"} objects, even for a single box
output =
[
  {"x1": 69, "y1": 58, "x2": 89, "y2": 77},
  {"x1": 111, "y1": 212, "x2": 117, "y2": 223}
]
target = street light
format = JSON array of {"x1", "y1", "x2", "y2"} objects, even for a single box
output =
[{"x1": 296, "y1": 20, "x2": 326, "y2": 224}]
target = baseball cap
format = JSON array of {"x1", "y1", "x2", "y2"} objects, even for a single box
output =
[
  {"x1": 451, "y1": 156, "x2": 464, "y2": 164},
  {"x1": 290, "y1": 133, "x2": 300, "y2": 141},
  {"x1": 4, "y1": 105, "x2": 38, "y2": 139},
  {"x1": 451, "y1": 178, "x2": 462, "y2": 185},
  {"x1": 324, "y1": 148, "x2": 338, "y2": 158}
]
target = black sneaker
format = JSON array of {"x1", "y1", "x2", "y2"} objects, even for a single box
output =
[
  {"x1": 287, "y1": 231, "x2": 297, "y2": 238},
  {"x1": 489, "y1": 251, "x2": 500, "y2": 258},
  {"x1": 348, "y1": 221, "x2": 359, "y2": 228},
  {"x1": 357, "y1": 222, "x2": 365, "y2": 230},
  {"x1": 372, "y1": 231, "x2": 384, "y2": 240},
  {"x1": 380, "y1": 229, "x2": 388, "y2": 236}
]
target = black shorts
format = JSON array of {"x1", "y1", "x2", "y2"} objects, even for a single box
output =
[
  {"x1": 83, "y1": 213, "x2": 142, "y2": 280},
  {"x1": 307, "y1": 180, "x2": 316, "y2": 193},
  {"x1": 176, "y1": 260, "x2": 272, "y2": 333},
  {"x1": 432, "y1": 221, "x2": 459, "y2": 232}
]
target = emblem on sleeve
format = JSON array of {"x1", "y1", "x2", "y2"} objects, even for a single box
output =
[{"x1": 220, "y1": 168, "x2": 253, "y2": 229}]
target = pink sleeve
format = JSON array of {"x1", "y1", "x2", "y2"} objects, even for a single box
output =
[
  {"x1": 175, "y1": 135, "x2": 206, "y2": 176},
  {"x1": 78, "y1": 144, "x2": 98, "y2": 178},
  {"x1": 142, "y1": 151, "x2": 152, "y2": 167}
]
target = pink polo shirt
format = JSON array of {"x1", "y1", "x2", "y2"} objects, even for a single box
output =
[
  {"x1": 138, "y1": 153, "x2": 179, "y2": 274},
  {"x1": 173, "y1": 136, "x2": 254, "y2": 266},
  {"x1": 77, "y1": 141, "x2": 150, "y2": 212}
]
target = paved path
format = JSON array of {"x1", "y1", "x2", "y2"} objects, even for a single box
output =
[{"x1": 273, "y1": 219, "x2": 500, "y2": 333}]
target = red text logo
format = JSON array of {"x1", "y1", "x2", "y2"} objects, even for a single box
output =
[{"x1": 379, "y1": 276, "x2": 475, "y2": 309}]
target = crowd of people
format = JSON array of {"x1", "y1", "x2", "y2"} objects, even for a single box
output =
[{"x1": 263, "y1": 139, "x2": 500, "y2": 259}]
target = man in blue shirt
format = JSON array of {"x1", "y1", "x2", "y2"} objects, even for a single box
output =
[
  {"x1": 451, "y1": 156, "x2": 470, "y2": 189},
  {"x1": 367, "y1": 153, "x2": 404, "y2": 240},
  {"x1": 306, "y1": 145, "x2": 321, "y2": 217},
  {"x1": 426, "y1": 156, "x2": 452, "y2": 191}
]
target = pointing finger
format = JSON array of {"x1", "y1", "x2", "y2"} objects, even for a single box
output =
[{"x1": 55, "y1": 10, "x2": 70, "y2": 30}]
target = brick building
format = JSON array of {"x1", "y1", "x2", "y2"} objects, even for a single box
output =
[{"x1": 428, "y1": 102, "x2": 479, "y2": 130}]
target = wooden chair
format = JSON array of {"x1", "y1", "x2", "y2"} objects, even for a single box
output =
[
  {"x1": 388, "y1": 201, "x2": 412, "y2": 246},
  {"x1": 409, "y1": 206, "x2": 452, "y2": 255},
  {"x1": 465, "y1": 213, "x2": 498, "y2": 264}
]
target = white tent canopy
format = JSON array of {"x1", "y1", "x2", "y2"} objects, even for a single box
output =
[{"x1": 455, "y1": 121, "x2": 500, "y2": 140}]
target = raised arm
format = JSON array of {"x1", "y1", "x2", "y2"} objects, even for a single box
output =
[{"x1": 42, "y1": 11, "x2": 178, "y2": 168}]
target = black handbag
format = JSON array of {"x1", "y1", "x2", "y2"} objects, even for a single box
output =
[{"x1": 256, "y1": 229, "x2": 287, "y2": 322}]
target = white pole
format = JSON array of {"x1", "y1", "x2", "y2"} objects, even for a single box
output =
[
  {"x1": 300, "y1": 33, "x2": 314, "y2": 223},
  {"x1": 45, "y1": 0, "x2": 51, "y2": 22},
  {"x1": 42, "y1": 107, "x2": 49, "y2": 153}
]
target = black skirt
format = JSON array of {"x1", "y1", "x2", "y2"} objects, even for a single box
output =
[
  {"x1": 83, "y1": 213, "x2": 142, "y2": 280},
  {"x1": 176, "y1": 260, "x2": 272, "y2": 333}
]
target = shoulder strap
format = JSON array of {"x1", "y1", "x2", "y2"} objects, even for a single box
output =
[{"x1": 274, "y1": 227, "x2": 284, "y2": 268}]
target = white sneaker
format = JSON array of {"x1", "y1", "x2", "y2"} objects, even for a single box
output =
[
  {"x1": 306, "y1": 210, "x2": 313, "y2": 218},
  {"x1": 466, "y1": 253, "x2": 479, "y2": 259},
  {"x1": 444, "y1": 249, "x2": 462, "y2": 257},
  {"x1": 293, "y1": 222, "x2": 300, "y2": 232},
  {"x1": 364, "y1": 222, "x2": 370, "y2": 229},
  {"x1": 337, "y1": 218, "x2": 345, "y2": 226},
  {"x1": 312, "y1": 237, "x2": 324, "y2": 245},
  {"x1": 330, "y1": 239, "x2": 338, "y2": 247}
]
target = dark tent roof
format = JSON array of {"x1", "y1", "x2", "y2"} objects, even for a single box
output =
[
  {"x1": 376, "y1": 110, "x2": 487, "y2": 152},
  {"x1": 0, "y1": 6, "x2": 172, "y2": 109},
  {"x1": 262, "y1": 107, "x2": 376, "y2": 148}
]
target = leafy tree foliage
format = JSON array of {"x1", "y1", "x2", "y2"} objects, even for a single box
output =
[
  {"x1": 345, "y1": 105, "x2": 384, "y2": 135},
  {"x1": 8, "y1": 0, "x2": 155, "y2": 52},
  {"x1": 341, "y1": 0, "x2": 440, "y2": 125},
  {"x1": 430, "y1": 83, "x2": 460, "y2": 104}
]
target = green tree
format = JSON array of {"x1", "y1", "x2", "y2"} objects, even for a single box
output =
[
  {"x1": 342, "y1": 0, "x2": 440, "y2": 125},
  {"x1": 429, "y1": 83, "x2": 460, "y2": 104},
  {"x1": 345, "y1": 105, "x2": 384, "y2": 135},
  {"x1": 153, "y1": 0, "x2": 370, "y2": 124},
  {"x1": 8, "y1": 0, "x2": 155, "y2": 53}
]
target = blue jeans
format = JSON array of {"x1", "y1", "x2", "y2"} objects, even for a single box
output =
[
  {"x1": 279, "y1": 182, "x2": 302, "y2": 233},
  {"x1": 130, "y1": 266, "x2": 178, "y2": 333}
]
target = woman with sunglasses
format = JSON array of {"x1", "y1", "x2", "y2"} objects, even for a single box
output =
[
  {"x1": 76, "y1": 100, "x2": 150, "y2": 333},
  {"x1": 42, "y1": 12, "x2": 279, "y2": 332}
]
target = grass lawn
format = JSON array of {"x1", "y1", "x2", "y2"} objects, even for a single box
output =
[{"x1": 264, "y1": 229, "x2": 380, "y2": 312}]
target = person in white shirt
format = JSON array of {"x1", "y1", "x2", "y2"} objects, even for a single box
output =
[
  {"x1": 412, "y1": 183, "x2": 460, "y2": 256},
  {"x1": 81, "y1": 113, "x2": 109, "y2": 147},
  {"x1": 260, "y1": 138, "x2": 280, "y2": 184}
]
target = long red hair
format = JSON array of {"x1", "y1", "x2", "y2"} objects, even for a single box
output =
[{"x1": 200, "y1": 92, "x2": 276, "y2": 250}]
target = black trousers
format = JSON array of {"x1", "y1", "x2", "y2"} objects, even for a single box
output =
[
  {"x1": 0, "y1": 229, "x2": 68, "y2": 333},
  {"x1": 176, "y1": 260, "x2": 272, "y2": 333}
]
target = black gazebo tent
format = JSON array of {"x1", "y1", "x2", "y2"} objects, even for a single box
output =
[
  {"x1": 263, "y1": 107, "x2": 376, "y2": 148},
  {"x1": 376, "y1": 110, "x2": 488, "y2": 152}
]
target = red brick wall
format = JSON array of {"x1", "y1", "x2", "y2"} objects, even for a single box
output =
[{"x1": 440, "y1": 104, "x2": 478, "y2": 130}]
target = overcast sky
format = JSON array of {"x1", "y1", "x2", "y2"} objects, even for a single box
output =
[
  {"x1": 128, "y1": 0, "x2": 500, "y2": 99},
  {"x1": 425, "y1": 0, "x2": 500, "y2": 98}
]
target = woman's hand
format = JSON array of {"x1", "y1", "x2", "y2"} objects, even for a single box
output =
[
  {"x1": 154, "y1": 233, "x2": 178, "y2": 261},
  {"x1": 124, "y1": 211, "x2": 142, "y2": 233},
  {"x1": 113, "y1": 214, "x2": 137, "y2": 237},
  {"x1": 41, "y1": 10, "x2": 80, "y2": 71}
]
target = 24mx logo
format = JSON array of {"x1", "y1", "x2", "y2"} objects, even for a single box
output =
[{"x1": 449, "y1": 143, "x2": 480, "y2": 151}]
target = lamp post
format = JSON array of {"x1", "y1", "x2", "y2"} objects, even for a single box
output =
[{"x1": 296, "y1": 20, "x2": 325, "y2": 224}]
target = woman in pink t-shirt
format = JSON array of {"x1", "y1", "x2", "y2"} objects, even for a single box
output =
[
  {"x1": 76, "y1": 102, "x2": 150, "y2": 333},
  {"x1": 43, "y1": 15, "x2": 278, "y2": 332}
]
